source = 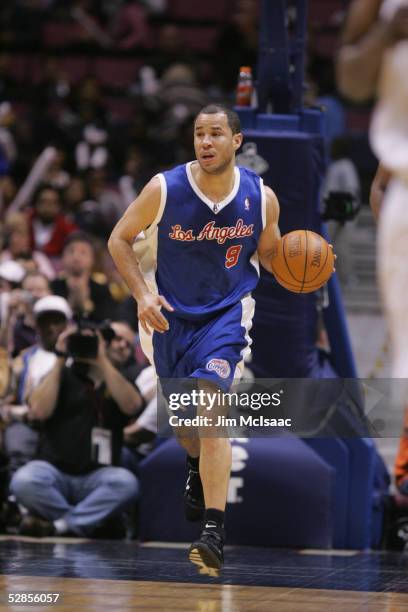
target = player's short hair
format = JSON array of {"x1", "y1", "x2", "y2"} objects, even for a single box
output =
[{"x1": 195, "y1": 104, "x2": 241, "y2": 134}]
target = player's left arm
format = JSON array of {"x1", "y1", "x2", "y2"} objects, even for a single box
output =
[{"x1": 257, "y1": 185, "x2": 281, "y2": 275}]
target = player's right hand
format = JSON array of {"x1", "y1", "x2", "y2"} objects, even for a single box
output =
[{"x1": 137, "y1": 292, "x2": 174, "y2": 335}]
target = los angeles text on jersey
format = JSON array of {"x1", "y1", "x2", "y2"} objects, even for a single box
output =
[{"x1": 169, "y1": 218, "x2": 254, "y2": 245}]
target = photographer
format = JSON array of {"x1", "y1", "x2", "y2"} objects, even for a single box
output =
[
  {"x1": 0, "y1": 271, "x2": 51, "y2": 356},
  {"x1": 322, "y1": 137, "x2": 361, "y2": 287},
  {"x1": 2, "y1": 295, "x2": 71, "y2": 483},
  {"x1": 9, "y1": 319, "x2": 142, "y2": 538}
]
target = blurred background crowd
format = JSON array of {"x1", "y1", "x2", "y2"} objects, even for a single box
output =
[{"x1": 0, "y1": 0, "x2": 377, "y2": 540}]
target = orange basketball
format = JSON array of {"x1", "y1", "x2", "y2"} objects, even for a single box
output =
[{"x1": 271, "y1": 230, "x2": 335, "y2": 294}]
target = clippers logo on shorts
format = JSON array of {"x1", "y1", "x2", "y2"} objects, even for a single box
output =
[
  {"x1": 206, "y1": 358, "x2": 231, "y2": 379},
  {"x1": 169, "y1": 218, "x2": 254, "y2": 245}
]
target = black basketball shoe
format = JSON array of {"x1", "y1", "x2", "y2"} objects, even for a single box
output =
[
  {"x1": 188, "y1": 523, "x2": 225, "y2": 577},
  {"x1": 184, "y1": 458, "x2": 204, "y2": 522}
]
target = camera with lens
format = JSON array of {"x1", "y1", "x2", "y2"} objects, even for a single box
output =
[
  {"x1": 67, "y1": 319, "x2": 115, "y2": 360},
  {"x1": 321, "y1": 191, "x2": 360, "y2": 224}
]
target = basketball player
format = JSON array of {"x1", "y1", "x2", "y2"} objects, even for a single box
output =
[
  {"x1": 369, "y1": 162, "x2": 392, "y2": 221},
  {"x1": 337, "y1": 0, "x2": 408, "y2": 103},
  {"x1": 108, "y1": 104, "x2": 281, "y2": 575},
  {"x1": 338, "y1": 1, "x2": 408, "y2": 490}
]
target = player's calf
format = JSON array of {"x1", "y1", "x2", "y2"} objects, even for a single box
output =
[{"x1": 184, "y1": 455, "x2": 204, "y2": 521}]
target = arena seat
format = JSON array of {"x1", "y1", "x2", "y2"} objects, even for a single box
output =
[
  {"x1": 180, "y1": 27, "x2": 219, "y2": 52},
  {"x1": 60, "y1": 56, "x2": 93, "y2": 84},
  {"x1": 42, "y1": 21, "x2": 77, "y2": 47},
  {"x1": 7, "y1": 55, "x2": 28, "y2": 82},
  {"x1": 308, "y1": 0, "x2": 345, "y2": 27},
  {"x1": 167, "y1": 0, "x2": 231, "y2": 21},
  {"x1": 93, "y1": 58, "x2": 142, "y2": 88},
  {"x1": 104, "y1": 97, "x2": 135, "y2": 122}
]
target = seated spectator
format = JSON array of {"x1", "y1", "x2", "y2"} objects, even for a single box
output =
[
  {"x1": 118, "y1": 145, "x2": 147, "y2": 207},
  {"x1": 51, "y1": 232, "x2": 118, "y2": 322},
  {"x1": 111, "y1": 0, "x2": 150, "y2": 50},
  {"x1": 108, "y1": 321, "x2": 144, "y2": 381},
  {"x1": 0, "y1": 225, "x2": 56, "y2": 280},
  {"x1": 42, "y1": 146, "x2": 71, "y2": 191},
  {"x1": 0, "y1": 175, "x2": 17, "y2": 216},
  {"x1": 394, "y1": 409, "x2": 408, "y2": 498},
  {"x1": 323, "y1": 138, "x2": 361, "y2": 287},
  {"x1": 27, "y1": 185, "x2": 78, "y2": 258},
  {"x1": 64, "y1": 175, "x2": 87, "y2": 219},
  {"x1": 86, "y1": 167, "x2": 124, "y2": 230},
  {"x1": 117, "y1": 294, "x2": 139, "y2": 332},
  {"x1": 102, "y1": 320, "x2": 155, "y2": 477},
  {"x1": 0, "y1": 101, "x2": 17, "y2": 167},
  {"x1": 0, "y1": 260, "x2": 25, "y2": 324},
  {"x1": 150, "y1": 24, "x2": 188, "y2": 78},
  {"x1": 157, "y1": 64, "x2": 208, "y2": 134},
  {"x1": 0, "y1": 54, "x2": 20, "y2": 100},
  {"x1": 63, "y1": 175, "x2": 113, "y2": 239},
  {"x1": 122, "y1": 365, "x2": 157, "y2": 476},
  {"x1": 1, "y1": 295, "x2": 71, "y2": 479},
  {"x1": 0, "y1": 271, "x2": 51, "y2": 355},
  {"x1": 10, "y1": 318, "x2": 143, "y2": 538},
  {"x1": 214, "y1": 0, "x2": 259, "y2": 93},
  {"x1": 70, "y1": 0, "x2": 113, "y2": 49},
  {"x1": 0, "y1": 260, "x2": 25, "y2": 293}
]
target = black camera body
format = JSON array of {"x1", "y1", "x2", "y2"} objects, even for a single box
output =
[
  {"x1": 67, "y1": 320, "x2": 115, "y2": 360},
  {"x1": 321, "y1": 191, "x2": 360, "y2": 224}
]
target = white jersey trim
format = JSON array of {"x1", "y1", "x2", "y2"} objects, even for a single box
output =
[
  {"x1": 233, "y1": 294, "x2": 255, "y2": 380},
  {"x1": 260, "y1": 177, "x2": 267, "y2": 230},
  {"x1": 186, "y1": 161, "x2": 240, "y2": 214},
  {"x1": 146, "y1": 173, "x2": 167, "y2": 236},
  {"x1": 133, "y1": 173, "x2": 167, "y2": 367}
]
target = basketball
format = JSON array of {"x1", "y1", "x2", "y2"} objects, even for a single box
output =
[{"x1": 271, "y1": 230, "x2": 335, "y2": 294}]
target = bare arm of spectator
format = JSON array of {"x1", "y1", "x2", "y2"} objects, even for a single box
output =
[
  {"x1": 337, "y1": 0, "x2": 408, "y2": 102},
  {"x1": 7, "y1": 147, "x2": 57, "y2": 215},
  {"x1": 0, "y1": 290, "x2": 29, "y2": 350},
  {"x1": 71, "y1": 5, "x2": 113, "y2": 47},
  {"x1": 27, "y1": 327, "x2": 71, "y2": 420},
  {"x1": 369, "y1": 162, "x2": 392, "y2": 221},
  {"x1": 0, "y1": 346, "x2": 10, "y2": 398},
  {"x1": 123, "y1": 395, "x2": 157, "y2": 446},
  {"x1": 27, "y1": 356, "x2": 65, "y2": 421}
]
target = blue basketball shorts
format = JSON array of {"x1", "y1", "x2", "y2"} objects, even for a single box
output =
[{"x1": 140, "y1": 294, "x2": 255, "y2": 391}]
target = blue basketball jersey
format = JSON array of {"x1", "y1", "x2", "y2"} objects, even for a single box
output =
[{"x1": 134, "y1": 161, "x2": 266, "y2": 320}]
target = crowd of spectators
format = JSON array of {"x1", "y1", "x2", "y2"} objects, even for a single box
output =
[
  {"x1": 0, "y1": 0, "x2": 366, "y2": 539},
  {"x1": 0, "y1": 0, "x2": 264, "y2": 539}
]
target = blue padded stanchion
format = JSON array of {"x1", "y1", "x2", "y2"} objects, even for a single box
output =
[
  {"x1": 304, "y1": 438, "x2": 350, "y2": 548},
  {"x1": 139, "y1": 437, "x2": 334, "y2": 548}
]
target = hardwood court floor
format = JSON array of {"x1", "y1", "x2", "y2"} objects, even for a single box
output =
[{"x1": 1, "y1": 537, "x2": 408, "y2": 611}]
